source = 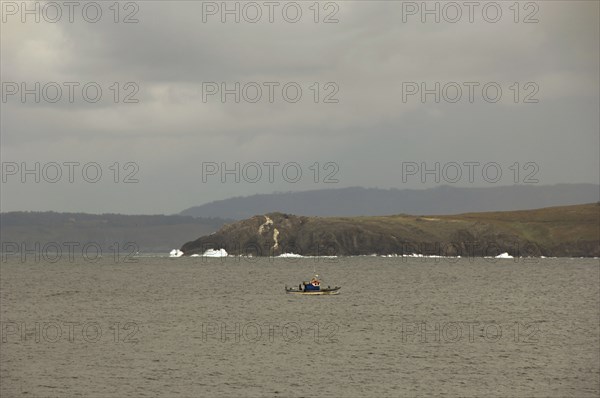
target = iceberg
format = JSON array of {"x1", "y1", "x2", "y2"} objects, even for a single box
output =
[
  {"x1": 169, "y1": 249, "x2": 184, "y2": 258},
  {"x1": 277, "y1": 253, "x2": 304, "y2": 258},
  {"x1": 202, "y1": 248, "x2": 228, "y2": 257},
  {"x1": 495, "y1": 252, "x2": 514, "y2": 259}
]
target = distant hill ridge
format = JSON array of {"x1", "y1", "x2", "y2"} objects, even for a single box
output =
[
  {"x1": 180, "y1": 203, "x2": 600, "y2": 257},
  {"x1": 0, "y1": 212, "x2": 231, "y2": 252},
  {"x1": 180, "y1": 184, "x2": 600, "y2": 219}
]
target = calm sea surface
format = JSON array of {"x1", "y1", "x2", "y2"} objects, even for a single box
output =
[{"x1": 1, "y1": 257, "x2": 599, "y2": 397}]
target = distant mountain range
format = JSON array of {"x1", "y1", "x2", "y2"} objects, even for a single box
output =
[
  {"x1": 3, "y1": 184, "x2": 597, "y2": 254},
  {"x1": 180, "y1": 184, "x2": 600, "y2": 220}
]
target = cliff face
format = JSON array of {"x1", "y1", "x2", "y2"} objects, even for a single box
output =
[{"x1": 180, "y1": 204, "x2": 600, "y2": 257}]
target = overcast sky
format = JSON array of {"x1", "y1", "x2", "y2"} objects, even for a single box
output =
[{"x1": 1, "y1": 0, "x2": 598, "y2": 214}]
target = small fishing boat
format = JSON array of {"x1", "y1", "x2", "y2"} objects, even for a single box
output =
[
  {"x1": 285, "y1": 286, "x2": 341, "y2": 295},
  {"x1": 285, "y1": 275, "x2": 341, "y2": 295}
]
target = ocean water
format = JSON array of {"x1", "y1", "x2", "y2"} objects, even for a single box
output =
[{"x1": 1, "y1": 256, "x2": 598, "y2": 397}]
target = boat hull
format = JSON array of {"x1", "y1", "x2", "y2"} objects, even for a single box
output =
[{"x1": 285, "y1": 286, "x2": 341, "y2": 295}]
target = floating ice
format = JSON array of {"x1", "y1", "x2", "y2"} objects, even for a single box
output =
[
  {"x1": 495, "y1": 252, "x2": 514, "y2": 259},
  {"x1": 391, "y1": 253, "x2": 462, "y2": 258},
  {"x1": 169, "y1": 249, "x2": 184, "y2": 257},
  {"x1": 277, "y1": 253, "x2": 304, "y2": 258},
  {"x1": 202, "y1": 248, "x2": 228, "y2": 257}
]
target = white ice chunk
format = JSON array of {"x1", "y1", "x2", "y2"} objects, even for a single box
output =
[
  {"x1": 202, "y1": 248, "x2": 228, "y2": 257},
  {"x1": 277, "y1": 253, "x2": 304, "y2": 258},
  {"x1": 169, "y1": 249, "x2": 184, "y2": 257}
]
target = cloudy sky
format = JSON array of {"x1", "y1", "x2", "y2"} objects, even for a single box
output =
[{"x1": 1, "y1": 0, "x2": 598, "y2": 214}]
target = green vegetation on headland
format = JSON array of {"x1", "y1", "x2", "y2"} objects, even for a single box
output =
[{"x1": 180, "y1": 203, "x2": 600, "y2": 257}]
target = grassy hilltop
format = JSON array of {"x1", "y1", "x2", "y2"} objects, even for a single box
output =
[{"x1": 180, "y1": 203, "x2": 600, "y2": 257}]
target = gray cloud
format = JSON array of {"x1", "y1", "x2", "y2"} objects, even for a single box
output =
[{"x1": 1, "y1": 1, "x2": 598, "y2": 214}]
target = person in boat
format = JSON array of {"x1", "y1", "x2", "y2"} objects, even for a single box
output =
[{"x1": 304, "y1": 276, "x2": 321, "y2": 291}]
